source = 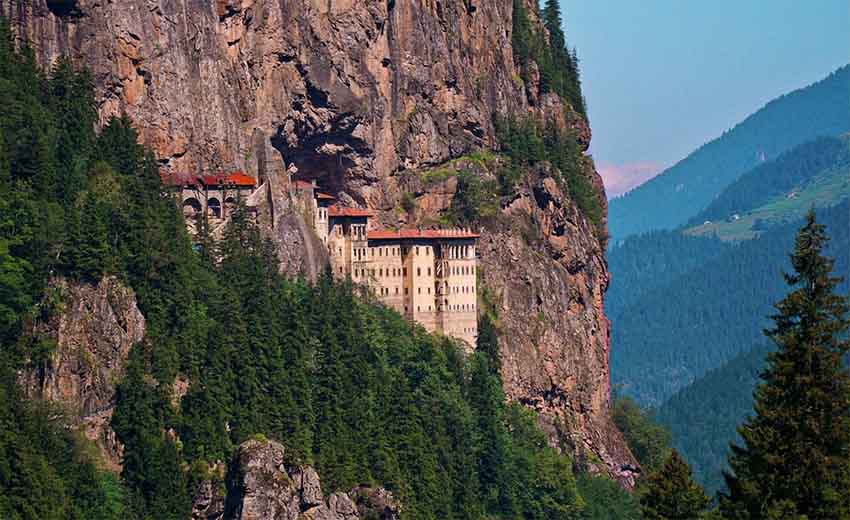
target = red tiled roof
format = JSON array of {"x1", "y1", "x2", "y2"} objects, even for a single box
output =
[
  {"x1": 292, "y1": 180, "x2": 315, "y2": 190},
  {"x1": 367, "y1": 228, "x2": 480, "y2": 240},
  {"x1": 316, "y1": 192, "x2": 336, "y2": 200},
  {"x1": 328, "y1": 205, "x2": 375, "y2": 217},
  {"x1": 224, "y1": 172, "x2": 257, "y2": 186},
  {"x1": 163, "y1": 171, "x2": 256, "y2": 187}
]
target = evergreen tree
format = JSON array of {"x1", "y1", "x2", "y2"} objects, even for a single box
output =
[
  {"x1": 720, "y1": 209, "x2": 850, "y2": 519},
  {"x1": 640, "y1": 450, "x2": 709, "y2": 520},
  {"x1": 476, "y1": 313, "x2": 501, "y2": 374}
]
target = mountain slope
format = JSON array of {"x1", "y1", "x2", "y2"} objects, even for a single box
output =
[
  {"x1": 684, "y1": 135, "x2": 850, "y2": 240},
  {"x1": 608, "y1": 65, "x2": 850, "y2": 241},
  {"x1": 689, "y1": 136, "x2": 850, "y2": 224},
  {"x1": 609, "y1": 200, "x2": 849, "y2": 405},
  {"x1": 654, "y1": 343, "x2": 773, "y2": 495}
]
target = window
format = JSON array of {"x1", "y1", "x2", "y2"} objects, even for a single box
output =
[
  {"x1": 379, "y1": 268, "x2": 383, "y2": 277},
  {"x1": 416, "y1": 247, "x2": 419, "y2": 255},
  {"x1": 395, "y1": 287, "x2": 399, "y2": 295},
  {"x1": 427, "y1": 267, "x2": 431, "y2": 276},
  {"x1": 427, "y1": 287, "x2": 430, "y2": 294},
  {"x1": 417, "y1": 268, "x2": 421, "y2": 276},
  {"x1": 418, "y1": 287, "x2": 421, "y2": 294},
  {"x1": 417, "y1": 306, "x2": 420, "y2": 312},
  {"x1": 405, "y1": 288, "x2": 408, "y2": 295},
  {"x1": 403, "y1": 268, "x2": 407, "y2": 276}
]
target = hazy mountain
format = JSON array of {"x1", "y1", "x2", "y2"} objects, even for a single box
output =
[{"x1": 608, "y1": 65, "x2": 850, "y2": 241}]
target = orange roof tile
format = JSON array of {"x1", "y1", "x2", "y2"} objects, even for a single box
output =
[
  {"x1": 225, "y1": 171, "x2": 257, "y2": 186},
  {"x1": 367, "y1": 228, "x2": 479, "y2": 240},
  {"x1": 162, "y1": 171, "x2": 256, "y2": 187},
  {"x1": 328, "y1": 205, "x2": 375, "y2": 217},
  {"x1": 316, "y1": 192, "x2": 336, "y2": 200}
]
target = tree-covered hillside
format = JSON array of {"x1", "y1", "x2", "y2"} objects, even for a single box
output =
[
  {"x1": 608, "y1": 65, "x2": 850, "y2": 241},
  {"x1": 689, "y1": 135, "x2": 850, "y2": 226},
  {"x1": 654, "y1": 343, "x2": 773, "y2": 494},
  {"x1": 609, "y1": 200, "x2": 849, "y2": 406}
]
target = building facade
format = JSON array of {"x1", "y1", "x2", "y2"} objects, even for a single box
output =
[
  {"x1": 318, "y1": 192, "x2": 479, "y2": 346},
  {"x1": 171, "y1": 172, "x2": 257, "y2": 223}
]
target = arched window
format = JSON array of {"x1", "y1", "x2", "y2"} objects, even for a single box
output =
[
  {"x1": 182, "y1": 197, "x2": 202, "y2": 217},
  {"x1": 207, "y1": 197, "x2": 222, "y2": 219}
]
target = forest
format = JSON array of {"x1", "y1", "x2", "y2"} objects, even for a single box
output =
[
  {"x1": 654, "y1": 343, "x2": 773, "y2": 494},
  {"x1": 608, "y1": 199, "x2": 849, "y2": 405}
]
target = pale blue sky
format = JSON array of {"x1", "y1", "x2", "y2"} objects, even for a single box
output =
[{"x1": 560, "y1": 0, "x2": 850, "y2": 197}]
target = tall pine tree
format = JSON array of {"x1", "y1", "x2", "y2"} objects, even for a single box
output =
[
  {"x1": 640, "y1": 450, "x2": 709, "y2": 520},
  {"x1": 721, "y1": 209, "x2": 850, "y2": 519}
]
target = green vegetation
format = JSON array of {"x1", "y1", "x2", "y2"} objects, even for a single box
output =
[
  {"x1": 400, "y1": 191, "x2": 416, "y2": 214},
  {"x1": 608, "y1": 65, "x2": 850, "y2": 241},
  {"x1": 683, "y1": 154, "x2": 850, "y2": 241},
  {"x1": 609, "y1": 200, "x2": 849, "y2": 406},
  {"x1": 612, "y1": 397, "x2": 672, "y2": 475},
  {"x1": 639, "y1": 450, "x2": 710, "y2": 520},
  {"x1": 512, "y1": 0, "x2": 586, "y2": 117},
  {"x1": 690, "y1": 136, "x2": 850, "y2": 226},
  {"x1": 577, "y1": 475, "x2": 641, "y2": 520},
  {"x1": 0, "y1": 23, "x2": 612, "y2": 519},
  {"x1": 720, "y1": 211, "x2": 850, "y2": 519},
  {"x1": 654, "y1": 344, "x2": 773, "y2": 495},
  {"x1": 495, "y1": 115, "x2": 604, "y2": 241}
]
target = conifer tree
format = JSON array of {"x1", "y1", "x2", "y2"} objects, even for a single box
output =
[
  {"x1": 720, "y1": 209, "x2": 850, "y2": 519},
  {"x1": 476, "y1": 313, "x2": 501, "y2": 374},
  {"x1": 640, "y1": 450, "x2": 709, "y2": 520}
]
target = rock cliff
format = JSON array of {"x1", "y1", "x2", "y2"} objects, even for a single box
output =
[
  {"x1": 3, "y1": 0, "x2": 634, "y2": 484},
  {"x1": 192, "y1": 438, "x2": 400, "y2": 520},
  {"x1": 18, "y1": 276, "x2": 145, "y2": 471}
]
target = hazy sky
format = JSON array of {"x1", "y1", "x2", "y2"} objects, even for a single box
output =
[{"x1": 560, "y1": 0, "x2": 850, "y2": 197}]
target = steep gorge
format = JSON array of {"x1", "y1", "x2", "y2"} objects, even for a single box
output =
[{"x1": 3, "y1": 0, "x2": 635, "y2": 486}]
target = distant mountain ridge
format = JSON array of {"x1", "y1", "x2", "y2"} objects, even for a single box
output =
[
  {"x1": 683, "y1": 135, "x2": 850, "y2": 240},
  {"x1": 689, "y1": 135, "x2": 850, "y2": 224},
  {"x1": 608, "y1": 65, "x2": 850, "y2": 241}
]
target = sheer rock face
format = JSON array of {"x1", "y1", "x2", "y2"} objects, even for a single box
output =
[
  {"x1": 19, "y1": 277, "x2": 145, "y2": 471},
  {"x1": 4, "y1": 0, "x2": 631, "y2": 484},
  {"x1": 480, "y1": 167, "x2": 636, "y2": 486},
  {"x1": 214, "y1": 438, "x2": 400, "y2": 520},
  {"x1": 3, "y1": 0, "x2": 525, "y2": 202}
]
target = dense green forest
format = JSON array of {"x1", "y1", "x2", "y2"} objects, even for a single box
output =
[
  {"x1": 608, "y1": 64, "x2": 850, "y2": 241},
  {"x1": 0, "y1": 21, "x2": 642, "y2": 520},
  {"x1": 690, "y1": 135, "x2": 850, "y2": 225},
  {"x1": 609, "y1": 199, "x2": 849, "y2": 405},
  {"x1": 654, "y1": 343, "x2": 773, "y2": 494}
]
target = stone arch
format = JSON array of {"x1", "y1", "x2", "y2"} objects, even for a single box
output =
[
  {"x1": 207, "y1": 197, "x2": 222, "y2": 219},
  {"x1": 182, "y1": 197, "x2": 202, "y2": 218}
]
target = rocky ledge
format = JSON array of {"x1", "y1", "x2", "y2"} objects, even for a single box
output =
[{"x1": 192, "y1": 438, "x2": 400, "y2": 520}]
